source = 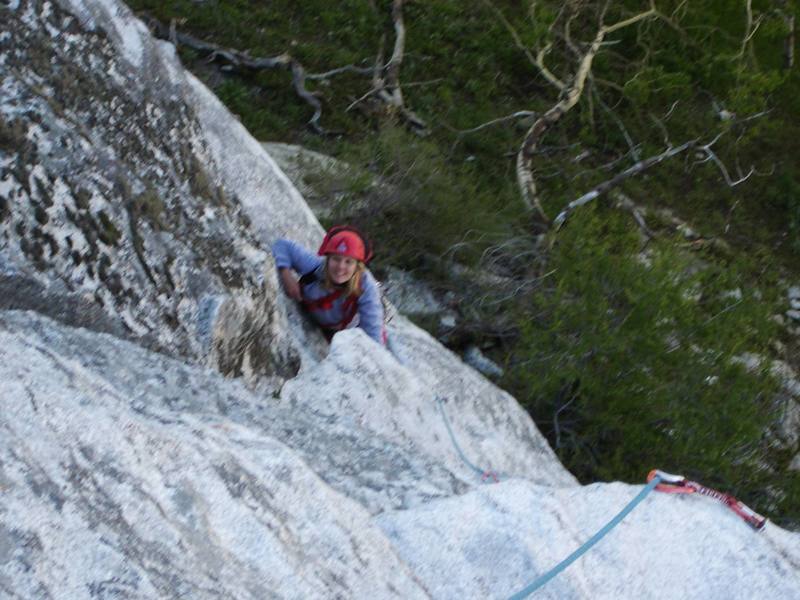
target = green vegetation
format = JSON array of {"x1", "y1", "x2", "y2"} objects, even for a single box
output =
[
  {"x1": 504, "y1": 206, "x2": 797, "y2": 522},
  {"x1": 128, "y1": 0, "x2": 800, "y2": 526},
  {"x1": 131, "y1": 187, "x2": 167, "y2": 230},
  {"x1": 325, "y1": 126, "x2": 517, "y2": 267}
]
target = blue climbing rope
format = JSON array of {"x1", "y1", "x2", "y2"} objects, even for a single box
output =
[
  {"x1": 435, "y1": 397, "x2": 499, "y2": 483},
  {"x1": 507, "y1": 474, "x2": 662, "y2": 599},
  {"x1": 437, "y1": 396, "x2": 661, "y2": 596}
]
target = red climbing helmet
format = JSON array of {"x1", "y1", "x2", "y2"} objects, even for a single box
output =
[{"x1": 317, "y1": 225, "x2": 373, "y2": 263}]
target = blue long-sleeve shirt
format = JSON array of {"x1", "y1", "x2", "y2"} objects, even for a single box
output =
[{"x1": 271, "y1": 239, "x2": 385, "y2": 344}]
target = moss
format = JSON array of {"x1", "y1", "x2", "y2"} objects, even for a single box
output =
[
  {"x1": 13, "y1": 155, "x2": 31, "y2": 196},
  {"x1": 123, "y1": 194, "x2": 160, "y2": 291},
  {"x1": 95, "y1": 255, "x2": 125, "y2": 298},
  {"x1": 105, "y1": 273, "x2": 124, "y2": 297},
  {"x1": 81, "y1": 217, "x2": 98, "y2": 248},
  {"x1": 186, "y1": 151, "x2": 231, "y2": 209},
  {"x1": 0, "y1": 116, "x2": 27, "y2": 151},
  {"x1": 131, "y1": 188, "x2": 167, "y2": 230},
  {"x1": 238, "y1": 210, "x2": 252, "y2": 230},
  {"x1": 162, "y1": 255, "x2": 177, "y2": 292},
  {"x1": 74, "y1": 187, "x2": 92, "y2": 210},
  {"x1": 188, "y1": 158, "x2": 213, "y2": 202},
  {"x1": 21, "y1": 228, "x2": 48, "y2": 270},
  {"x1": 163, "y1": 310, "x2": 180, "y2": 330},
  {"x1": 96, "y1": 210, "x2": 122, "y2": 246}
]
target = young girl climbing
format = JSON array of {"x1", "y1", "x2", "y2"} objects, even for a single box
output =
[{"x1": 272, "y1": 225, "x2": 386, "y2": 345}]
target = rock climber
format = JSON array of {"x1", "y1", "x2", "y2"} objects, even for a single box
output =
[{"x1": 272, "y1": 225, "x2": 386, "y2": 345}]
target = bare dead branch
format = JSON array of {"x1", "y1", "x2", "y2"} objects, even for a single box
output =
[
  {"x1": 649, "y1": 111, "x2": 672, "y2": 146},
  {"x1": 553, "y1": 138, "x2": 697, "y2": 230},
  {"x1": 553, "y1": 392, "x2": 577, "y2": 450},
  {"x1": 371, "y1": 34, "x2": 387, "y2": 91},
  {"x1": 517, "y1": 4, "x2": 659, "y2": 222},
  {"x1": 776, "y1": 1, "x2": 796, "y2": 68},
  {"x1": 554, "y1": 102, "x2": 770, "y2": 231},
  {"x1": 736, "y1": 0, "x2": 765, "y2": 62},
  {"x1": 570, "y1": 147, "x2": 641, "y2": 181},
  {"x1": 457, "y1": 111, "x2": 537, "y2": 135},
  {"x1": 563, "y1": 11, "x2": 577, "y2": 55},
  {"x1": 147, "y1": 18, "x2": 332, "y2": 132},
  {"x1": 385, "y1": 0, "x2": 406, "y2": 107},
  {"x1": 663, "y1": 100, "x2": 680, "y2": 120},
  {"x1": 306, "y1": 64, "x2": 376, "y2": 80},
  {"x1": 592, "y1": 77, "x2": 625, "y2": 92},
  {"x1": 347, "y1": 1, "x2": 427, "y2": 133},
  {"x1": 694, "y1": 145, "x2": 755, "y2": 187},
  {"x1": 534, "y1": 43, "x2": 568, "y2": 90},
  {"x1": 612, "y1": 191, "x2": 654, "y2": 239},
  {"x1": 346, "y1": 87, "x2": 382, "y2": 112}
]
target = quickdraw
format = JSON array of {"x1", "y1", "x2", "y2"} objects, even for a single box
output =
[
  {"x1": 508, "y1": 470, "x2": 766, "y2": 599},
  {"x1": 647, "y1": 469, "x2": 767, "y2": 531}
]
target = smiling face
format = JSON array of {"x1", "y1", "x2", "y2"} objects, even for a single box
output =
[{"x1": 327, "y1": 254, "x2": 359, "y2": 284}]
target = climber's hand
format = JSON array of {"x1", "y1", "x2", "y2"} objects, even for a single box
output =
[{"x1": 280, "y1": 268, "x2": 302, "y2": 301}]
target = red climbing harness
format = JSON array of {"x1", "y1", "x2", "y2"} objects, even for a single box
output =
[
  {"x1": 298, "y1": 261, "x2": 389, "y2": 343},
  {"x1": 647, "y1": 469, "x2": 767, "y2": 530},
  {"x1": 301, "y1": 287, "x2": 359, "y2": 336}
]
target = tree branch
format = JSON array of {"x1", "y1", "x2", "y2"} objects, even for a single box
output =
[
  {"x1": 457, "y1": 111, "x2": 537, "y2": 135},
  {"x1": 386, "y1": 0, "x2": 406, "y2": 107},
  {"x1": 777, "y1": 0, "x2": 796, "y2": 68},
  {"x1": 553, "y1": 104, "x2": 769, "y2": 231},
  {"x1": 148, "y1": 19, "x2": 333, "y2": 132},
  {"x1": 306, "y1": 64, "x2": 376, "y2": 80},
  {"x1": 735, "y1": 0, "x2": 765, "y2": 62},
  {"x1": 694, "y1": 143, "x2": 755, "y2": 187},
  {"x1": 347, "y1": 1, "x2": 427, "y2": 133},
  {"x1": 553, "y1": 139, "x2": 697, "y2": 230},
  {"x1": 516, "y1": 4, "x2": 659, "y2": 222},
  {"x1": 534, "y1": 43, "x2": 568, "y2": 90}
]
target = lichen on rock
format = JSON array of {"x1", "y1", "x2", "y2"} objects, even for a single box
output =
[{"x1": 1, "y1": 0, "x2": 297, "y2": 380}]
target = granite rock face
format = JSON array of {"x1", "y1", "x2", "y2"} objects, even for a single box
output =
[
  {"x1": 1, "y1": 0, "x2": 299, "y2": 383},
  {"x1": 2, "y1": 1, "x2": 800, "y2": 599},
  {"x1": 0, "y1": 310, "x2": 434, "y2": 599}
]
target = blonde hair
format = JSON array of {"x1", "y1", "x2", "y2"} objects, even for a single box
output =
[{"x1": 324, "y1": 258, "x2": 365, "y2": 297}]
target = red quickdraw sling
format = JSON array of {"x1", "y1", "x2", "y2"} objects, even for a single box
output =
[
  {"x1": 647, "y1": 469, "x2": 767, "y2": 530},
  {"x1": 300, "y1": 274, "x2": 360, "y2": 339}
]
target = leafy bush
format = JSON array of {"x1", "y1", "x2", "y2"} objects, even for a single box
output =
[{"x1": 504, "y1": 206, "x2": 796, "y2": 521}]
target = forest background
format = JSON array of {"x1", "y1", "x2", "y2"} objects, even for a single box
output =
[{"x1": 127, "y1": 0, "x2": 800, "y2": 528}]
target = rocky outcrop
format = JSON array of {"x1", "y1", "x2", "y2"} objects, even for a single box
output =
[
  {"x1": 2, "y1": 0, "x2": 298, "y2": 383},
  {"x1": 2, "y1": 1, "x2": 800, "y2": 598},
  {"x1": 0, "y1": 310, "x2": 433, "y2": 598},
  {"x1": 4, "y1": 308, "x2": 800, "y2": 599}
]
